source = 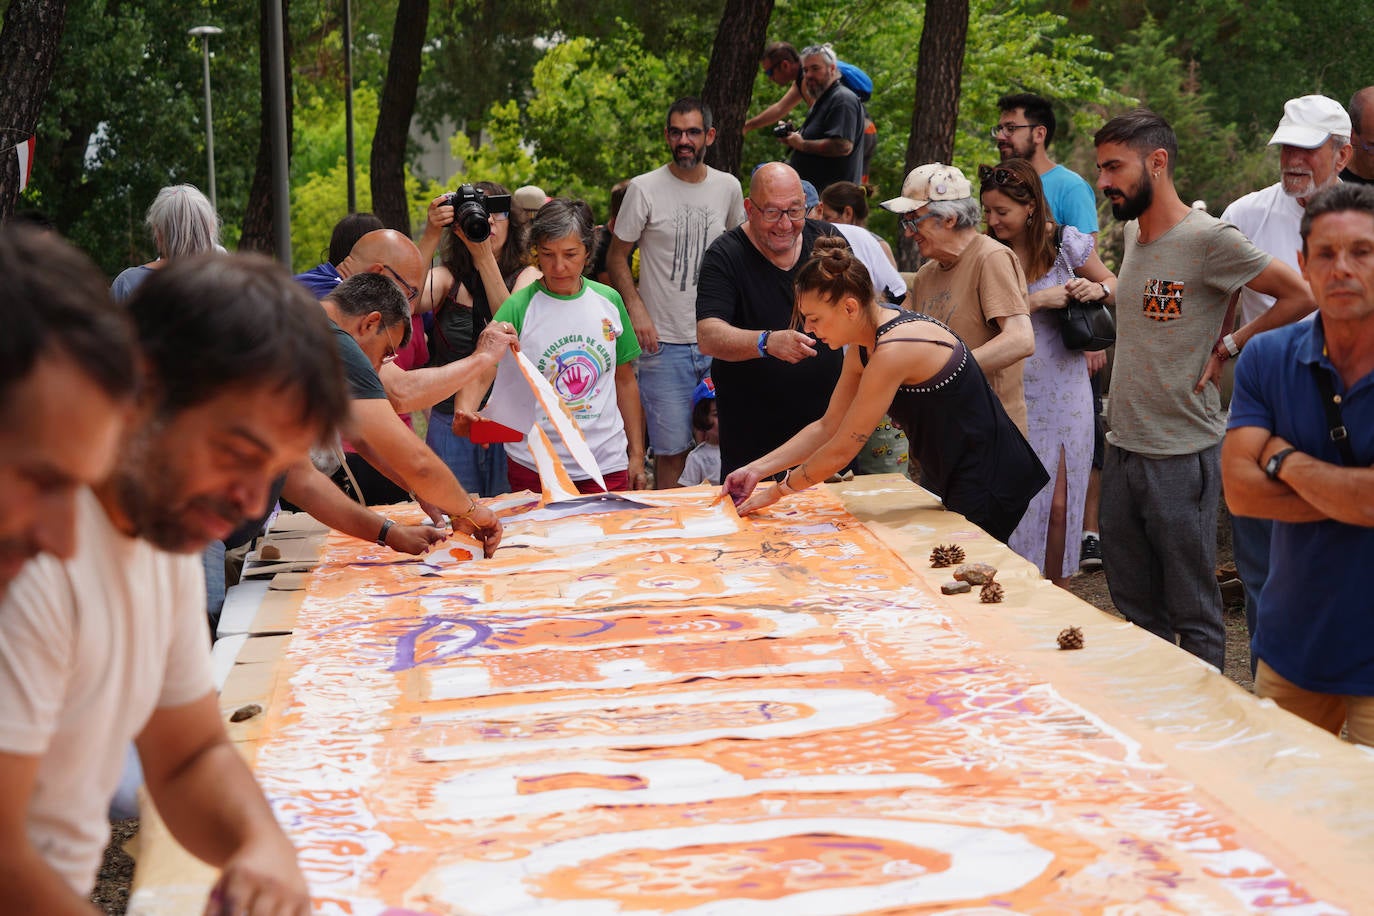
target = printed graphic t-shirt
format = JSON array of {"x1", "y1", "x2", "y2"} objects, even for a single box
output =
[
  {"x1": 495, "y1": 279, "x2": 642, "y2": 478},
  {"x1": 613, "y1": 164, "x2": 746, "y2": 344},
  {"x1": 1109, "y1": 210, "x2": 1270, "y2": 456}
]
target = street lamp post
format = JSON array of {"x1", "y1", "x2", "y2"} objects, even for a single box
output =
[{"x1": 188, "y1": 25, "x2": 224, "y2": 212}]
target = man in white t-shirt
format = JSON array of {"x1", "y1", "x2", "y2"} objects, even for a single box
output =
[
  {"x1": 609, "y1": 97, "x2": 746, "y2": 489},
  {"x1": 0, "y1": 226, "x2": 138, "y2": 603},
  {"x1": 0, "y1": 254, "x2": 351, "y2": 913},
  {"x1": 1219, "y1": 94, "x2": 1351, "y2": 649}
]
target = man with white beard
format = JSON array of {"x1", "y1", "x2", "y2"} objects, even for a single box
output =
[{"x1": 1219, "y1": 95, "x2": 1352, "y2": 653}]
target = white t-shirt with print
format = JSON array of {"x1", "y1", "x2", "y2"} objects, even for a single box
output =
[
  {"x1": 613, "y1": 164, "x2": 746, "y2": 344},
  {"x1": 495, "y1": 280, "x2": 642, "y2": 479}
]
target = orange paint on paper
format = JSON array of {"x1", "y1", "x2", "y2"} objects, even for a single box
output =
[{"x1": 231, "y1": 488, "x2": 1349, "y2": 915}]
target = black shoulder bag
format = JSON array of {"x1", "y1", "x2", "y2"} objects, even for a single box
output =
[{"x1": 1055, "y1": 225, "x2": 1116, "y2": 352}]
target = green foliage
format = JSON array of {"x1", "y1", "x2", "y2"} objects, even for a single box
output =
[
  {"x1": 289, "y1": 82, "x2": 444, "y2": 271},
  {"x1": 447, "y1": 100, "x2": 537, "y2": 191},
  {"x1": 292, "y1": 86, "x2": 380, "y2": 185},
  {"x1": 753, "y1": 0, "x2": 1115, "y2": 241},
  {"x1": 1091, "y1": 15, "x2": 1272, "y2": 214},
  {"x1": 445, "y1": 25, "x2": 693, "y2": 219}
]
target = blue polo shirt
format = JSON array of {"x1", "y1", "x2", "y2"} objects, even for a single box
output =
[
  {"x1": 1228, "y1": 318, "x2": 1374, "y2": 694},
  {"x1": 294, "y1": 262, "x2": 342, "y2": 298}
]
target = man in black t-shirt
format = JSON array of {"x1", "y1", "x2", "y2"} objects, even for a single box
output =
[
  {"x1": 781, "y1": 45, "x2": 864, "y2": 192},
  {"x1": 696, "y1": 163, "x2": 846, "y2": 475}
]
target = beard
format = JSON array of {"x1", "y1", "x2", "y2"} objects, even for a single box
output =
[
  {"x1": 1281, "y1": 170, "x2": 1335, "y2": 201},
  {"x1": 111, "y1": 416, "x2": 253, "y2": 553},
  {"x1": 1108, "y1": 173, "x2": 1155, "y2": 221},
  {"x1": 673, "y1": 145, "x2": 703, "y2": 169}
]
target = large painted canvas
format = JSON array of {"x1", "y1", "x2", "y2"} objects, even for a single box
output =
[{"x1": 132, "y1": 480, "x2": 1373, "y2": 914}]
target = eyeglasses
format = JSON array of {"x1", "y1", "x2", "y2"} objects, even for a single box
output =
[
  {"x1": 667, "y1": 127, "x2": 705, "y2": 140},
  {"x1": 990, "y1": 123, "x2": 1034, "y2": 139},
  {"x1": 381, "y1": 321, "x2": 400, "y2": 363},
  {"x1": 489, "y1": 211, "x2": 510, "y2": 222},
  {"x1": 763, "y1": 66, "x2": 776, "y2": 78},
  {"x1": 899, "y1": 211, "x2": 940, "y2": 233},
  {"x1": 381, "y1": 264, "x2": 419, "y2": 303},
  {"x1": 977, "y1": 164, "x2": 1025, "y2": 187},
  {"x1": 753, "y1": 204, "x2": 806, "y2": 223}
]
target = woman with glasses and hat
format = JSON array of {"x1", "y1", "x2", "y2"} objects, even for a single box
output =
[
  {"x1": 884, "y1": 164, "x2": 1036, "y2": 439},
  {"x1": 979, "y1": 158, "x2": 1116, "y2": 586}
]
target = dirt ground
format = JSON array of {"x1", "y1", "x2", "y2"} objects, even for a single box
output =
[{"x1": 89, "y1": 498, "x2": 1254, "y2": 914}]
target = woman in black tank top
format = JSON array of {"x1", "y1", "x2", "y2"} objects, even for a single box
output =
[{"x1": 722, "y1": 237, "x2": 1047, "y2": 543}]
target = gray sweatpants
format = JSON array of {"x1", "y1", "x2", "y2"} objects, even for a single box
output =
[{"x1": 1100, "y1": 443, "x2": 1225, "y2": 670}]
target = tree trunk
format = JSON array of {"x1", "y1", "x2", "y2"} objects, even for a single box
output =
[
  {"x1": 701, "y1": 0, "x2": 773, "y2": 179},
  {"x1": 0, "y1": 0, "x2": 68, "y2": 220},
  {"x1": 240, "y1": 0, "x2": 294, "y2": 255},
  {"x1": 370, "y1": 0, "x2": 429, "y2": 235},
  {"x1": 897, "y1": 0, "x2": 969, "y2": 271}
]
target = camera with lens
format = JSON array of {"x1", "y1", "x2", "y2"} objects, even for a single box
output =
[
  {"x1": 772, "y1": 120, "x2": 797, "y2": 139},
  {"x1": 443, "y1": 184, "x2": 513, "y2": 243}
]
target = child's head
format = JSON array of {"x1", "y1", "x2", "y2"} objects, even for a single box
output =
[{"x1": 692, "y1": 377, "x2": 718, "y2": 443}]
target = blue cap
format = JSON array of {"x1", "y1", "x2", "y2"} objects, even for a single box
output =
[
  {"x1": 801, "y1": 180, "x2": 820, "y2": 210},
  {"x1": 692, "y1": 376, "x2": 716, "y2": 409}
]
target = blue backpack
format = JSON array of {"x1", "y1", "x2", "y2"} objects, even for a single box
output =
[{"x1": 837, "y1": 60, "x2": 873, "y2": 103}]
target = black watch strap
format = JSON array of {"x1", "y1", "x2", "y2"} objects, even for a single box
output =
[
  {"x1": 1264, "y1": 447, "x2": 1297, "y2": 481},
  {"x1": 376, "y1": 518, "x2": 396, "y2": 546}
]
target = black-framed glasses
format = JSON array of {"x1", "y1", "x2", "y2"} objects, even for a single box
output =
[
  {"x1": 990, "y1": 123, "x2": 1034, "y2": 139},
  {"x1": 754, "y1": 204, "x2": 806, "y2": 223},
  {"x1": 667, "y1": 127, "x2": 705, "y2": 140},
  {"x1": 978, "y1": 164, "x2": 1025, "y2": 187},
  {"x1": 899, "y1": 211, "x2": 939, "y2": 233},
  {"x1": 381, "y1": 264, "x2": 419, "y2": 303}
]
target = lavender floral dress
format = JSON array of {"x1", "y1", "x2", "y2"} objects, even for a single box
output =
[{"x1": 1006, "y1": 225, "x2": 1094, "y2": 576}]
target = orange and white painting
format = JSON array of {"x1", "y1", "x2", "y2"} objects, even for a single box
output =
[{"x1": 243, "y1": 486, "x2": 1346, "y2": 915}]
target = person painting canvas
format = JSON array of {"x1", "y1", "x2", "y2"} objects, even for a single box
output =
[{"x1": 723, "y1": 238, "x2": 1047, "y2": 543}]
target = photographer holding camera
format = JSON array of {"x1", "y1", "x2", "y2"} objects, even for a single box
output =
[
  {"x1": 778, "y1": 44, "x2": 865, "y2": 194},
  {"x1": 418, "y1": 183, "x2": 540, "y2": 497}
]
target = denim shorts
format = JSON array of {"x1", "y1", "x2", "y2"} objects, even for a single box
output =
[{"x1": 636, "y1": 342, "x2": 712, "y2": 456}]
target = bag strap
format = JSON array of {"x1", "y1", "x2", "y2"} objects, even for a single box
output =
[{"x1": 1310, "y1": 363, "x2": 1357, "y2": 466}]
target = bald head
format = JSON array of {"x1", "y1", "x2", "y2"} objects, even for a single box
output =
[
  {"x1": 341, "y1": 229, "x2": 425, "y2": 300},
  {"x1": 750, "y1": 162, "x2": 804, "y2": 203}
]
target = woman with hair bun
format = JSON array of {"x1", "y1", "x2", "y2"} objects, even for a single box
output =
[{"x1": 722, "y1": 237, "x2": 1046, "y2": 543}]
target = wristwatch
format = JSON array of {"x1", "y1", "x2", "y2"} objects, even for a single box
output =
[
  {"x1": 376, "y1": 518, "x2": 396, "y2": 546},
  {"x1": 1213, "y1": 333, "x2": 1241, "y2": 362},
  {"x1": 1264, "y1": 447, "x2": 1297, "y2": 481},
  {"x1": 1099, "y1": 282, "x2": 1111, "y2": 300}
]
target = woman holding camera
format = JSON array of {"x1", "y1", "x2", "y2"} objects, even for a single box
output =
[
  {"x1": 418, "y1": 182, "x2": 540, "y2": 497},
  {"x1": 979, "y1": 159, "x2": 1115, "y2": 585}
]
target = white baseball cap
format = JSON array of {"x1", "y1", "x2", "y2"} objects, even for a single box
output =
[
  {"x1": 880, "y1": 163, "x2": 972, "y2": 215},
  {"x1": 1268, "y1": 95, "x2": 1351, "y2": 149}
]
